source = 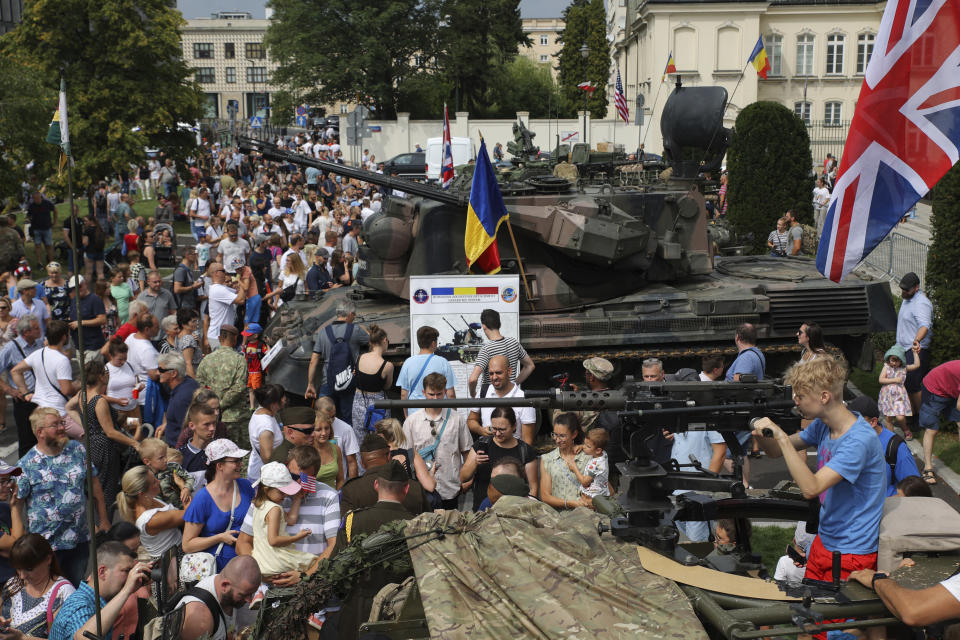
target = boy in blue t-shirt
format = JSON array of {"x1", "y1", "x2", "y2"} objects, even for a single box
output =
[{"x1": 753, "y1": 357, "x2": 886, "y2": 588}]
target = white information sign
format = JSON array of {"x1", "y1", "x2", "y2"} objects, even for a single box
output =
[
  {"x1": 261, "y1": 339, "x2": 284, "y2": 370},
  {"x1": 409, "y1": 275, "x2": 521, "y2": 414}
]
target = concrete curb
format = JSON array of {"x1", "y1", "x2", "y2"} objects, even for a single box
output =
[{"x1": 901, "y1": 430, "x2": 960, "y2": 494}]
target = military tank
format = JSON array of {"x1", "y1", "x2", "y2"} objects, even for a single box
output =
[{"x1": 240, "y1": 83, "x2": 895, "y2": 397}]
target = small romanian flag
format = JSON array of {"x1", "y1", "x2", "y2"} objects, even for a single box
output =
[
  {"x1": 464, "y1": 139, "x2": 508, "y2": 275},
  {"x1": 46, "y1": 78, "x2": 71, "y2": 157},
  {"x1": 662, "y1": 52, "x2": 677, "y2": 81},
  {"x1": 748, "y1": 36, "x2": 771, "y2": 79}
]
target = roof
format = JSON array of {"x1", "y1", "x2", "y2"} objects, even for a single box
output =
[
  {"x1": 177, "y1": 0, "x2": 267, "y2": 19},
  {"x1": 519, "y1": 0, "x2": 569, "y2": 19}
]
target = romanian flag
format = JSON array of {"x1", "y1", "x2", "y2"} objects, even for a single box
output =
[
  {"x1": 464, "y1": 139, "x2": 508, "y2": 274},
  {"x1": 45, "y1": 78, "x2": 71, "y2": 157},
  {"x1": 662, "y1": 52, "x2": 677, "y2": 82},
  {"x1": 748, "y1": 36, "x2": 771, "y2": 79}
]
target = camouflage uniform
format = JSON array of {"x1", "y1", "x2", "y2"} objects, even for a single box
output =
[
  {"x1": 196, "y1": 345, "x2": 251, "y2": 446},
  {"x1": 157, "y1": 461, "x2": 194, "y2": 508},
  {"x1": 0, "y1": 225, "x2": 24, "y2": 274}
]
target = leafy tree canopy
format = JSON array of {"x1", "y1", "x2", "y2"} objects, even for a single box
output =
[
  {"x1": 557, "y1": 0, "x2": 610, "y2": 119},
  {"x1": 927, "y1": 163, "x2": 960, "y2": 366},
  {"x1": 3, "y1": 0, "x2": 203, "y2": 190},
  {"x1": 0, "y1": 55, "x2": 57, "y2": 200}
]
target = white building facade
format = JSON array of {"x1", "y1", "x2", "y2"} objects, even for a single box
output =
[{"x1": 607, "y1": 0, "x2": 885, "y2": 163}]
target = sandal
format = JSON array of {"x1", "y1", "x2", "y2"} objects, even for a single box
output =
[{"x1": 922, "y1": 469, "x2": 937, "y2": 485}]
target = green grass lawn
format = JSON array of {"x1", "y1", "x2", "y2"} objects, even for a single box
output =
[{"x1": 751, "y1": 525, "x2": 795, "y2": 572}]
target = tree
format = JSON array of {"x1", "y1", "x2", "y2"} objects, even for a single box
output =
[
  {"x1": 2, "y1": 0, "x2": 203, "y2": 189},
  {"x1": 557, "y1": 0, "x2": 610, "y2": 119},
  {"x1": 0, "y1": 56, "x2": 57, "y2": 200},
  {"x1": 726, "y1": 102, "x2": 815, "y2": 254},
  {"x1": 266, "y1": 0, "x2": 441, "y2": 120},
  {"x1": 926, "y1": 164, "x2": 960, "y2": 365},
  {"x1": 436, "y1": 0, "x2": 529, "y2": 117},
  {"x1": 488, "y1": 57, "x2": 564, "y2": 119}
]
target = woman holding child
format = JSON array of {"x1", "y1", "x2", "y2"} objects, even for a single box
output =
[{"x1": 539, "y1": 412, "x2": 591, "y2": 510}]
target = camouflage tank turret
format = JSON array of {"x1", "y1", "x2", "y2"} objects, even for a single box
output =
[{"x1": 239, "y1": 81, "x2": 895, "y2": 397}]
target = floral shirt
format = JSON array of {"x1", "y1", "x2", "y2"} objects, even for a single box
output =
[{"x1": 17, "y1": 440, "x2": 95, "y2": 551}]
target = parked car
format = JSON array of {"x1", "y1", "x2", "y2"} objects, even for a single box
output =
[{"x1": 382, "y1": 151, "x2": 426, "y2": 179}]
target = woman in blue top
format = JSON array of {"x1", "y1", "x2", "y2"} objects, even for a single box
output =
[{"x1": 181, "y1": 439, "x2": 254, "y2": 571}]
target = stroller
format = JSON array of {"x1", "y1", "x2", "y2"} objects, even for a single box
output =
[{"x1": 153, "y1": 223, "x2": 178, "y2": 268}]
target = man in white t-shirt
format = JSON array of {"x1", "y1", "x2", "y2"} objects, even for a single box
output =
[
  {"x1": 812, "y1": 178, "x2": 831, "y2": 234},
  {"x1": 205, "y1": 262, "x2": 250, "y2": 347},
  {"x1": 11, "y1": 319, "x2": 73, "y2": 416},
  {"x1": 189, "y1": 188, "x2": 212, "y2": 242},
  {"x1": 467, "y1": 355, "x2": 536, "y2": 445},
  {"x1": 217, "y1": 223, "x2": 250, "y2": 275},
  {"x1": 125, "y1": 314, "x2": 160, "y2": 406}
]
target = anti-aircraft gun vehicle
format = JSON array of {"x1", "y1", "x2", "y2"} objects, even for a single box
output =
[
  {"x1": 246, "y1": 381, "x2": 960, "y2": 640},
  {"x1": 240, "y1": 81, "x2": 895, "y2": 398}
]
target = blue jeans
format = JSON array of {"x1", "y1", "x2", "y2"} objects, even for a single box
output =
[
  {"x1": 55, "y1": 541, "x2": 90, "y2": 587},
  {"x1": 192, "y1": 224, "x2": 207, "y2": 242},
  {"x1": 245, "y1": 294, "x2": 262, "y2": 325},
  {"x1": 318, "y1": 383, "x2": 355, "y2": 425}
]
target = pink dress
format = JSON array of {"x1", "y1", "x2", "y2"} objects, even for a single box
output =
[{"x1": 878, "y1": 364, "x2": 912, "y2": 416}]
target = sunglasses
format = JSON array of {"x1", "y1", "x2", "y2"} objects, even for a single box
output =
[
  {"x1": 287, "y1": 425, "x2": 315, "y2": 435},
  {"x1": 157, "y1": 366, "x2": 171, "y2": 374}
]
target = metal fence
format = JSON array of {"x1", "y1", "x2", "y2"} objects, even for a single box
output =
[
  {"x1": 198, "y1": 118, "x2": 283, "y2": 148},
  {"x1": 861, "y1": 231, "x2": 929, "y2": 288},
  {"x1": 805, "y1": 120, "x2": 850, "y2": 166}
]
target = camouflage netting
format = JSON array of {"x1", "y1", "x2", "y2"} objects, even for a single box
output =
[{"x1": 405, "y1": 497, "x2": 708, "y2": 640}]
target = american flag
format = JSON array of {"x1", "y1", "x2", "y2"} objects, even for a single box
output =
[
  {"x1": 441, "y1": 103, "x2": 454, "y2": 190},
  {"x1": 614, "y1": 69, "x2": 629, "y2": 123},
  {"x1": 816, "y1": 0, "x2": 960, "y2": 282},
  {"x1": 299, "y1": 472, "x2": 317, "y2": 493}
]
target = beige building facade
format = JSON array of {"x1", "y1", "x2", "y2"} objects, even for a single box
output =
[
  {"x1": 608, "y1": 0, "x2": 885, "y2": 159},
  {"x1": 520, "y1": 15, "x2": 565, "y2": 76}
]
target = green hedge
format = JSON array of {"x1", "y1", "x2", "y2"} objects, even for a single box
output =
[
  {"x1": 726, "y1": 102, "x2": 815, "y2": 254},
  {"x1": 928, "y1": 163, "x2": 960, "y2": 366}
]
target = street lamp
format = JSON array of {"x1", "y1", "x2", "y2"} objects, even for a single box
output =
[
  {"x1": 580, "y1": 43, "x2": 590, "y2": 150},
  {"x1": 246, "y1": 57, "x2": 258, "y2": 125}
]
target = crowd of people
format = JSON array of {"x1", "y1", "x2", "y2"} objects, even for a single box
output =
[{"x1": 0, "y1": 137, "x2": 956, "y2": 639}]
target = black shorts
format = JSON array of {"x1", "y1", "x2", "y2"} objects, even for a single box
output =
[{"x1": 904, "y1": 347, "x2": 930, "y2": 394}]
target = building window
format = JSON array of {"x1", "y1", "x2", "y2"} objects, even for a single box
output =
[
  {"x1": 225, "y1": 67, "x2": 236, "y2": 83},
  {"x1": 539, "y1": 54, "x2": 548, "y2": 62},
  {"x1": 796, "y1": 34, "x2": 814, "y2": 76},
  {"x1": 246, "y1": 66, "x2": 267, "y2": 83},
  {"x1": 826, "y1": 33, "x2": 844, "y2": 74},
  {"x1": 195, "y1": 67, "x2": 215, "y2": 84},
  {"x1": 224, "y1": 42, "x2": 235, "y2": 59},
  {"x1": 202, "y1": 93, "x2": 218, "y2": 119},
  {"x1": 857, "y1": 32, "x2": 874, "y2": 74},
  {"x1": 193, "y1": 43, "x2": 213, "y2": 59},
  {"x1": 764, "y1": 34, "x2": 783, "y2": 76},
  {"x1": 340, "y1": 104, "x2": 348, "y2": 114},
  {"x1": 414, "y1": 55, "x2": 422, "y2": 67},
  {"x1": 825, "y1": 101, "x2": 842, "y2": 125},
  {"x1": 794, "y1": 101, "x2": 811, "y2": 125},
  {"x1": 245, "y1": 42, "x2": 265, "y2": 59},
  {"x1": 540, "y1": 34, "x2": 548, "y2": 46}
]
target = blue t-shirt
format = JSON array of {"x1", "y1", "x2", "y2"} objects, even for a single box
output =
[
  {"x1": 799, "y1": 416, "x2": 886, "y2": 554},
  {"x1": 183, "y1": 479, "x2": 255, "y2": 570},
  {"x1": 725, "y1": 347, "x2": 765, "y2": 381},
  {"x1": 396, "y1": 354, "x2": 457, "y2": 411},
  {"x1": 669, "y1": 431, "x2": 721, "y2": 495},
  {"x1": 163, "y1": 377, "x2": 200, "y2": 447},
  {"x1": 876, "y1": 427, "x2": 921, "y2": 497}
]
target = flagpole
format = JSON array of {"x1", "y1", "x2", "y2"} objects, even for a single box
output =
[
  {"x1": 641, "y1": 77, "x2": 665, "y2": 150},
  {"x1": 701, "y1": 57, "x2": 751, "y2": 169},
  {"x1": 60, "y1": 73, "x2": 102, "y2": 639}
]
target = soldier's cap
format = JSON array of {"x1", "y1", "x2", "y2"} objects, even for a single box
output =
[
  {"x1": 360, "y1": 433, "x2": 390, "y2": 453},
  {"x1": 899, "y1": 272, "x2": 920, "y2": 290},
  {"x1": 490, "y1": 473, "x2": 529, "y2": 497},
  {"x1": 280, "y1": 405, "x2": 315, "y2": 427},
  {"x1": 380, "y1": 460, "x2": 409, "y2": 483},
  {"x1": 846, "y1": 395, "x2": 879, "y2": 420},
  {"x1": 15, "y1": 278, "x2": 37, "y2": 291},
  {"x1": 219, "y1": 324, "x2": 239, "y2": 338},
  {"x1": 583, "y1": 357, "x2": 614, "y2": 381}
]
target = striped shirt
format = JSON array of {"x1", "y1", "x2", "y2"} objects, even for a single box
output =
[
  {"x1": 474, "y1": 336, "x2": 527, "y2": 386},
  {"x1": 49, "y1": 583, "x2": 110, "y2": 640},
  {"x1": 240, "y1": 482, "x2": 340, "y2": 555}
]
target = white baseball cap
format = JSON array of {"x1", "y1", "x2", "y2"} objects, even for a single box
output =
[
  {"x1": 255, "y1": 462, "x2": 302, "y2": 495},
  {"x1": 204, "y1": 438, "x2": 250, "y2": 463}
]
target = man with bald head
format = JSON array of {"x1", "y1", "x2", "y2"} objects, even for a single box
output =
[
  {"x1": 176, "y1": 555, "x2": 262, "y2": 640},
  {"x1": 467, "y1": 355, "x2": 537, "y2": 444}
]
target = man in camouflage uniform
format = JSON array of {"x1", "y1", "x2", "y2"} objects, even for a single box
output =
[
  {"x1": 0, "y1": 214, "x2": 24, "y2": 274},
  {"x1": 333, "y1": 460, "x2": 415, "y2": 640},
  {"x1": 196, "y1": 324, "x2": 250, "y2": 447}
]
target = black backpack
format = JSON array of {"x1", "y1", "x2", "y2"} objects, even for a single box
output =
[
  {"x1": 143, "y1": 586, "x2": 224, "y2": 640},
  {"x1": 885, "y1": 433, "x2": 906, "y2": 482},
  {"x1": 325, "y1": 323, "x2": 356, "y2": 392}
]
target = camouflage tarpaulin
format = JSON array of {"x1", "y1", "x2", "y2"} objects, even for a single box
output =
[{"x1": 404, "y1": 497, "x2": 708, "y2": 640}]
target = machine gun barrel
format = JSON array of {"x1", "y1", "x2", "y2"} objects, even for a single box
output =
[{"x1": 236, "y1": 136, "x2": 468, "y2": 207}]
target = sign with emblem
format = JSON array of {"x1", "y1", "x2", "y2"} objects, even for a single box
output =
[
  {"x1": 296, "y1": 115, "x2": 308, "y2": 128},
  {"x1": 409, "y1": 274, "x2": 520, "y2": 411},
  {"x1": 250, "y1": 116, "x2": 262, "y2": 129}
]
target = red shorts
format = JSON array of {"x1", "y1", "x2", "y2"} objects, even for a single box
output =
[
  {"x1": 804, "y1": 535, "x2": 877, "y2": 639},
  {"x1": 247, "y1": 371, "x2": 263, "y2": 390}
]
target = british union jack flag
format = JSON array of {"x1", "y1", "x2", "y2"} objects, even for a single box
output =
[
  {"x1": 817, "y1": 0, "x2": 960, "y2": 282},
  {"x1": 442, "y1": 103, "x2": 455, "y2": 190}
]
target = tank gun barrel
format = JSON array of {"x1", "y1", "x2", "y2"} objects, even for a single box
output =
[{"x1": 236, "y1": 136, "x2": 468, "y2": 207}]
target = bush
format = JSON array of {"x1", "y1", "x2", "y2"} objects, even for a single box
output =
[
  {"x1": 927, "y1": 163, "x2": 960, "y2": 366},
  {"x1": 726, "y1": 102, "x2": 815, "y2": 254}
]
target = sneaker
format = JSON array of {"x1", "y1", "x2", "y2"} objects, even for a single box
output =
[{"x1": 308, "y1": 614, "x2": 325, "y2": 631}]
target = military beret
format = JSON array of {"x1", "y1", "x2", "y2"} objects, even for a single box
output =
[
  {"x1": 360, "y1": 433, "x2": 390, "y2": 453},
  {"x1": 381, "y1": 460, "x2": 409, "y2": 483},
  {"x1": 280, "y1": 406, "x2": 315, "y2": 426},
  {"x1": 490, "y1": 473, "x2": 529, "y2": 497}
]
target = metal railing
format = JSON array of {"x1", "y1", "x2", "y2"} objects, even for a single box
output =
[
  {"x1": 861, "y1": 231, "x2": 928, "y2": 288},
  {"x1": 805, "y1": 119, "x2": 850, "y2": 166}
]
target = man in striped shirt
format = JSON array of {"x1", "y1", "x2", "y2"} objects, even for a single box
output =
[{"x1": 468, "y1": 309, "x2": 535, "y2": 398}]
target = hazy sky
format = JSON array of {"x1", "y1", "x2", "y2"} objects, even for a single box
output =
[{"x1": 177, "y1": 0, "x2": 565, "y2": 21}]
